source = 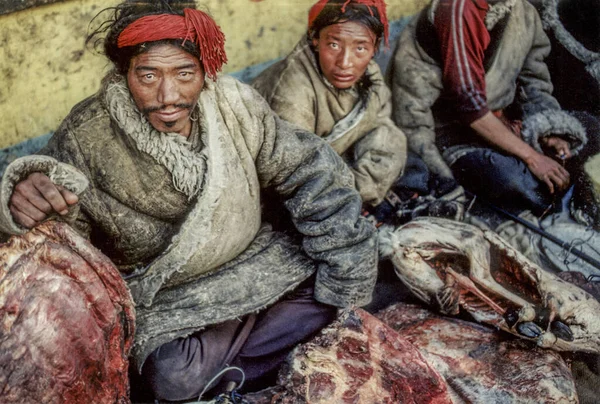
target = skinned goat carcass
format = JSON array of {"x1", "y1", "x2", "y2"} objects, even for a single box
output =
[
  {"x1": 0, "y1": 221, "x2": 135, "y2": 403},
  {"x1": 379, "y1": 217, "x2": 600, "y2": 353}
]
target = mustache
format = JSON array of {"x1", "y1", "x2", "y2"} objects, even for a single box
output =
[{"x1": 142, "y1": 103, "x2": 195, "y2": 114}]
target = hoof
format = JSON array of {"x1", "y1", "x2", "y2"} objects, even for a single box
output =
[
  {"x1": 551, "y1": 321, "x2": 574, "y2": 342},
  {"x1": 517, "y1": 322, "x2": 543, "y2": 339},
  {"x1": 504, "y1": 308, "x2": 520, "y2": 328}
]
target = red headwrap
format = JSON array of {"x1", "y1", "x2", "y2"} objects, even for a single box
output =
[
  {"x1": 117, "y1": 8, "x2": 227, "y2": 80},
  {"x1": 308, "y1": 0, "x2": 389, "y2": 47}
]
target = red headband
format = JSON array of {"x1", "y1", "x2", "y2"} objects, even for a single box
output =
[
  {"x1": 308, "y1": 0, "x2": 389, "y2": 47},
  {"x1": 117, "y1": 9, "x2": 227, "y2": 81}
]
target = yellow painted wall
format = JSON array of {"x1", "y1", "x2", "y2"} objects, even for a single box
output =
[{"x1": 0, "y1": 0, "x2": 428, "y2": 149}]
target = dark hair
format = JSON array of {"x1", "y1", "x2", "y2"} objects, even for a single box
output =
[
  {"x1": 308, "y1": 0, "x2": 384, "y2": 47},
  {"x1": 86, "y1": 0, "x2": 200, "y2": 75}
]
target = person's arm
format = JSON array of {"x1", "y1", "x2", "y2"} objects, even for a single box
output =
[
  {"x1": 434, "y1": 0, "x2": 490, "y2": 124},
  {"x1": 0, "y1": 125, "x2": 91, "y2": 236},
  {"x1": 9, "y1": 173, "x2": 78, "y2": 229},
  {"x1": 470, "y1": 112, "x2": 569, "y2": 193},
  {"x1": 0, "y1": 154, "x2": 88, "y2": 235},
  {"x1": 260, "y1": 118, "x2": 377, "y2": 308},
  {"x1": 240, "y1": 82, "x2": 377, "y2": 308},
  {"x1": 435, "y1": 0, "x2": 569, "y2": 193}
]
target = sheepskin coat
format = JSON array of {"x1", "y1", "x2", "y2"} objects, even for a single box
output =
[
  {"x1": 253, "y1": 38, "x2": 407, "y2": 206},
  {"x1": 0, "y1": 72, "x2": 377, "y2": 369},
  {"x1": 388, "y1": 0, "x2": 587, "y2": 181}
]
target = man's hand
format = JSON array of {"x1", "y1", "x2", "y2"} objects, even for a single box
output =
[
  {"x1": 540, "y1": 136, "x2": 572, "y2": 160},
  {"x1": 9, "y1": 172, "x2": 79, "y2": 228},
  {"x1": 470, "y1": 113, "x2": 571, "y2": 195},
  {"x1": 525, "y1": 152, "x2": 570, "y2": 194}
]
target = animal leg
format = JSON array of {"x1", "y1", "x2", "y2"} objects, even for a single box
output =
[
  {"x1": 444, "y1": 266, "x2": 506, "y2": 315},
  {"x1": 436, "y1": 274, "x2": 460, "y2": 315}
]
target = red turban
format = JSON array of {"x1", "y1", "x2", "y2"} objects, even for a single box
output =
[
  {"x1": 308, "y1": 0, "x2": 389, "y2": 47},
  {"x1": 117, "y1": 8, "x2": 227, "y2": 81}
]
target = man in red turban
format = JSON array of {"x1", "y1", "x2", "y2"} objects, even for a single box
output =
[
  {"x1": 0, "y1": 1, "x2": 377, "y2": 401},
  {"x1": 253, "y1": 0, "x2": 408, "y2": 220}
]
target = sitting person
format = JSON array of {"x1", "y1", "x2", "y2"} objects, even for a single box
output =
[
  {"x1": 387, "y1": 0, "x2": 595, "y2": 217},
  {"x1": 0, "y1": 1, "x2": 378, "y2": 401},
  {"x1": 253, "y1": 0, "x2": 408, "y2": 213}
]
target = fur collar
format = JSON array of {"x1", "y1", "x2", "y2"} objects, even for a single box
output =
[
  {"x1": 103, "y1": 73, "x2": 207, "y2": 199},
  {"x1": 429, "y1": 0, "x2": 518, "y2": 31},
  {"x1": 485, "y1": 0, "x2": 517, "y2": 30}
]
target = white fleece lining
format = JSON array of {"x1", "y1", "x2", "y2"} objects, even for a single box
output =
[
  {"x1": 126, "y1": 80, "x2": 230, "y2": 307},
  {"x1": 104, "y1": 74, "x2": 207, "y2": 199}
]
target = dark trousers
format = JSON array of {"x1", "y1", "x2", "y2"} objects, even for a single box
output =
[
  {"x1": 450, "y1": 111, "x2": 600, "y2": 217},
  {"x1": 140, "y1": 278, "x2": 336, "y2": 401},
  {"x1": 451, "y1": 148, "x2": 555, "y2": 216}
]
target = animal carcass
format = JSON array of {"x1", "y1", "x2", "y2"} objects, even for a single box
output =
[
  {"x1": 244, "y1": 306, "x2": 577, "y2": 404},
  {"x1": 379, "y1": 217, "x2": 600, "y2": 353},
  {"x1": 267, "y1": 308, "x2": 454, "y2": 404},
  {"x1": 0, "y1": 221, "x2": 135, "y2": 403},
  {"x1": 377, "y1": 303, "x2": 578, "y2": 403}
]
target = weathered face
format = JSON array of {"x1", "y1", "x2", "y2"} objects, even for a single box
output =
[
  {"x1": 127, "y1": 44, "x2": 205, "y2": 137},
  {"x1": 312, "y1": 21, "x2": 377, "y2": 90}
]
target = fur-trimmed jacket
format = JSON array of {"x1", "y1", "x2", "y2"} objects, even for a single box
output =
[
  {"x1": 0, "y1": 73, "x2": 377, "y2": 369},
  {"x1": 253, "y1": 38, "x2": 407, "y2": 206},
  {"x1": 388, "y1": 0, "x2": 587, "y2": 181}
]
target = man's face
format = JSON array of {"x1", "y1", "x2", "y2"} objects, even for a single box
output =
[
  {"x1": 312, "y1": 21, "x2": 377, "y2": 90},
  {"x1": 127, "y1": 44, "x2": 205, "y2": 137}
]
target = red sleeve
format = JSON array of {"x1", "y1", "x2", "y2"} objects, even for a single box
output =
[{"x1": 434, "y1": 0, "x2": 491, "y2": 124}]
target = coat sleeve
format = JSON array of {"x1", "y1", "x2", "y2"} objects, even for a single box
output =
[
  {"x1": 388, "y1": 19, "x2": 455, "y2": 181},
  {"x1": 351, "y1": 85, "x2": 407, "y2": 206},
  {"x1": 242, "y1": 84, "x2": 378, "y2": 308},
  {"x1": 0, "y1": 126, "x2": 90, "y2": 236},
  {"x1": 517, "y1": 7, "x2": 587, "y2": 155}
]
